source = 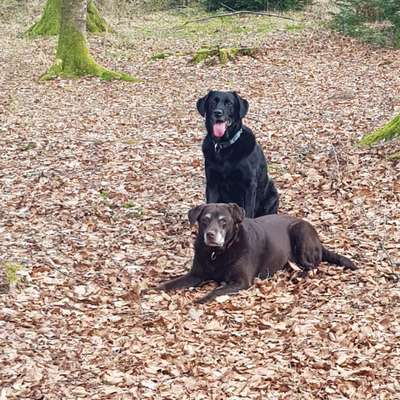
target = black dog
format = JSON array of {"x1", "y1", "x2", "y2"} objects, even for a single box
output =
[
  {"x1": 158, "y1": 203, "x2": 356, "y2": 303},
  {"x1": 197, "y1": 90, "x2": 279, "y2": 218}
]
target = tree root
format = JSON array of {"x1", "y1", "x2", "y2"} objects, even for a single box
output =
[{"x1": 41, "y1": 58, "x2": 137, "y2": 81}]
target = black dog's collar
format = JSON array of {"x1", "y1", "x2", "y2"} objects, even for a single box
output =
[{"x1": 213, "y1": 128, "x2": 242, "y2": 152}]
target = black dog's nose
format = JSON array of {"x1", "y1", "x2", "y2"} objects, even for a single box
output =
[
  {"x1": 214, "y1": 109, "x2": 223, "y2": 118},
  {"x1": 206, "y1": 231, "x2": 216, "y2": 240}
]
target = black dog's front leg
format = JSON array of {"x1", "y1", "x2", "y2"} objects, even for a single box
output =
[
  {"x1": 158, "y1": 273, "x2": 204, "y2": 291},
  {"x1": 244, "y1": 183, "x2": 257, "y2": 218},
  {"x1": 195, "y1": 281, "x2": 250, "y2": 304},
  {"x1": 206, "y1": 184, "x2": 220, "y2": 203},
  {"x1": 205, "y1": 167, "x2": 220, "y2": 203}
]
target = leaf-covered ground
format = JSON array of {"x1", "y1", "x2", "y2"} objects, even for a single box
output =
[{"x1": 1, "y1": 5, "x2": 399, "y2": 399}]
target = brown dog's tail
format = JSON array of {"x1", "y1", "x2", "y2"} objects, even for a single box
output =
[{"x1": 322, "y1": 247, "x2": 356, "y2": 270}]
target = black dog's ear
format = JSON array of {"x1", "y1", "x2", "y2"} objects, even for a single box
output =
[
  {"x1": 228, "y1": 203, "x2": 245, "y2": 224},
  {"x1": 233, "y1": 92, "x2": 249, "y2": 119},
  {"x1": 196, "y1": 92, "x2": 211, "y2": 117},
  {"x1": 188, "y1": 204, "x2": 206, "y2": 225}
]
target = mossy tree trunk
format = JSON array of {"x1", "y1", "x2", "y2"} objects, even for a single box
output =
[
  {"x1": 25, "y1": 0, "x2": 60, "y2": 37},
  {"x1": 86, "y1": 0, "x2": 110, "y2": 33},
  {"x1": 41, "y1": 0, "x2": 136, "y2": 81},
  {"x1": 25, "y1": 0, "x2": 110, "y2": 37},
  {"x1": 359, "y1": 114, "x2": 400, "y2": 159}
]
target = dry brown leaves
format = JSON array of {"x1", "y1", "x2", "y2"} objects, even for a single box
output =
[{"x1": 0, "y1": 9, "x2": 399, "y2": 400}]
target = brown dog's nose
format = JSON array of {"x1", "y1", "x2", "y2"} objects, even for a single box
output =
[{"x1": 206, "y1": 231, "x2": 216, "y2": 241}]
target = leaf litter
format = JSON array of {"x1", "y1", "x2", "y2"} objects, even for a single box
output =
[{"x1": 0, "y1": 6, "x2": 400, "y2": 400}]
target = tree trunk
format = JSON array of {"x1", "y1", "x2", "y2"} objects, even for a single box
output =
[
  {"x1": 42, "y1": 0, "x2": 135, "y2": 81},
  {"x1": 360, "y1": 114, "x2": 400, "y2": 145},
  {"x1": 86, "y1": 0, "x2": 110, "y2": 33},
  {"x1": 25, "y1": 0, "x2": 60, "y2": 37},
  {"x1": 25, "y1": 0, "x2": 110, "y2": 37}
]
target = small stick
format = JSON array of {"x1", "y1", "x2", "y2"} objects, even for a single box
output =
[{"x1": 181, "y1": 10, "x2": 299, "y2": 26}]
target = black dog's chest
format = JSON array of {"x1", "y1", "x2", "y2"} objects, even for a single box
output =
[{"x1": 210, "y1": 161, "x2": 243, "y2": 183}]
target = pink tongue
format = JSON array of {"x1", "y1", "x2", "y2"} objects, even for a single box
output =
[{"x1": 213, "y1": 122, "x2": 227, "y2": 138}]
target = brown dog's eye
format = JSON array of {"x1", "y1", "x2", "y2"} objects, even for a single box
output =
[{"x1": 201, "y1": 217, "x2": 211, "y2": 225}]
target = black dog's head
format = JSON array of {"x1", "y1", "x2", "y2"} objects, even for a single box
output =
[
  {"x1": 188, "y1": 203, "x2": 245, "y2": 248},
  {"x1": 196, "y1": 91, "x2": 249, "y2": 141}
]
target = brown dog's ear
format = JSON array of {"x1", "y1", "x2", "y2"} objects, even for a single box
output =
[
  {"x1": 196, "y1": 91, "x2": 212, "y2": 117},
  {"x1": 188, "y1": 204, "x2": 206, "y2": 225},
  {"x1": 228, "y1": 203, "x2": 245, "y2": 224},
  {"x1": 233, "y1": 92, "x2": 249, "y2": 119}
]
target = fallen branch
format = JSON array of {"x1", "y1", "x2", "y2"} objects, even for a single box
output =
[
  {"x1": 182, "y1": 10, "x2": 298, "y2": 26},
  {"x1": 190, "y1": 46, "x2": 258, "y2": 64},
  {"x1": 150, "y1": 46, "x2": 259, "y2": 65}
]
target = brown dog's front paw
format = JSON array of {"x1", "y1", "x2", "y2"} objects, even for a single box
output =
[
  {"x1": 194, "y1": 295, "x2": 210, "y2": 304},
  {"x1": 156, "y1": 282, "x2": 167, "y2": 291}
]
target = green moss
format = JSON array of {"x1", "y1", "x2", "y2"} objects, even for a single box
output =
[
  {"x1": 2, "y1": 262, "x2": 24, "y2": 285},
  {"x1": 99, "y1": 190, "x2": 109, "y2": 199},
  {"x1": 25, "y1": 0, "x2": 60, "y2": 37},
  {"x1": 191, "y1": 47, "x2": 214, "y2": 63},
  {"x1": 150, "y1": 51, "x2": 172, "y2": 60},
  {"x1": 25, "y1": 0, "x2": 110, "y2": 37},
  {"x1": 41, "y1": 25, "x2": 137, "y2": 81},
  {"x1": 387, "y1": 151, "x2": 400, "y2": 161},
  {"x1": 285, "y1": 23, "x2": 305, "y2": 31},
  {"x1": 218, "y1": 48, "x2": 230, "y2": 64},
  {"x1": 23, "y1": 141, "x2": 37, "y2": 151},
  {"x1": 123, "y1": 202, "x2": 144, "y2": 217},
  {"x1": 86, "y1": 0, "x2": 111, "y2": 33},
  {"x1": 359, "y1": 114, "x2": 400, "y2": 146},
  {"x1": 191, "y1": 46, "x2": 256, "y2": 64}
]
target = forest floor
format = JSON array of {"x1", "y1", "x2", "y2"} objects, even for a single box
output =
[{"x1": 0, "y1": 2, "x2": 399, "y2": 399}]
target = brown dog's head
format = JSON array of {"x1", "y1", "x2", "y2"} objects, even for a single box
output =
[{"x1": 188, "y1": 203, "x2": 245, "y2": 248}]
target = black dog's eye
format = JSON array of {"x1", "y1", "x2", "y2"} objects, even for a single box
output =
[
  {"x1": 224, "y1": 100, "x2": 232, "y2": 106},
  {"x1": 219, "y1": 218, "x2": 227, "y2": 228}
]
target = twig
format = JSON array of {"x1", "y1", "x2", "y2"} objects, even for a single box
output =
[
  {"x1": 220, "y1": 2, "x2": 236, "y2": 12},
  {"x1": 329, "y1": 143, "x2": 343, "y2": 184},
  {"x1": 182, "y1": 10, "x2": 298, "y2": 26}
]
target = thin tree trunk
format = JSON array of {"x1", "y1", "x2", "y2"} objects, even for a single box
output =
[
  {"x1": 25, "y1": 0, "x2": 110, "y2": 37},
  {"x1": 42, "y1": 0, "x2": 135, "y2": 81}
]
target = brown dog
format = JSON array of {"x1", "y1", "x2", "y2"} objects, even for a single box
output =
[{"x1": 158, "y1": 203, "x2": 356, "y2": 303}]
